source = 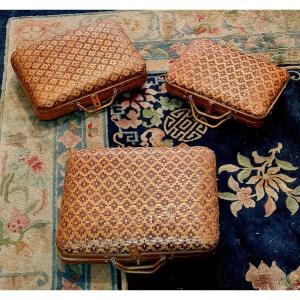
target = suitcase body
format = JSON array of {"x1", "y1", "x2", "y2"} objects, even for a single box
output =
[
  {"x1": 56, "y1": 146, "x2": 219, "y2": 274},
  {"x1": 11, "y1": 19, "x2": 146, "y2": 120},
  {"x1": 166, "y1": 39, "x2": 289, "y2": 128}
]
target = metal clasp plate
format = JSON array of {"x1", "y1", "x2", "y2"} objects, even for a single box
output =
[
  {"x1": 128, "y1": 244, "x2": 142, "y2": 265},
  {"x1": 91, "y1": 93, "x2": 101, "y2": 107}
]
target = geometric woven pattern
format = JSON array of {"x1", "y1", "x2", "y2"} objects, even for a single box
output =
[
  {"x1": 57, "y1": 146, "x2": 219, "y2": 257},
  {"x1": 167, "y1": 39, "x2": 289, "y2": 117},
  {"x1": 11, "y1": 19, "x2": 146, "y2": 109}
]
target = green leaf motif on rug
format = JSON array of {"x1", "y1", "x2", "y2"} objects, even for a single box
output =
[
  {"x1": 142, "y1": 107, "x2": 164, "y2": 127},
  {"x1": 275, "y1": 159, "x2": 298, "y2": 171},
  {"x1": 142, "y1": 96, "x2": 183, "y2": 128},
  {"x1": 237, "y1": 152, "x2": 253, "y2": 168},
  {"x1": 0, "y1": 147, "x2": 49, "y2": 250},
  {"x1": 218, "y1": 143, "x2": 300, "y2": 217},
  {"x1": 161, "y1": 139, "x2": 174, "y2": 148},
  {"x1": 27, "y1": 221, "x2": 48, "y2": 231},
  {"x1": 25, "y1": 199, "x2": 40, "y2": 214},
  {"x1": 159, "y1": 96, "x2": 183, "y2": 111},
  {"x1": 286, "y1": 196, "x2": 299, "y2": 215}
]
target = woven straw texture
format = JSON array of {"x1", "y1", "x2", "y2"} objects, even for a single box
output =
[
  {"x1": 167, "y1": 39, "x2": 289, "y2": 117},
  {"x1": 57, "y1": 146, "x2": 219, "y2": 257},
  {"x1": 11, "y1": 19, "x2": 146, "y2": 110}
]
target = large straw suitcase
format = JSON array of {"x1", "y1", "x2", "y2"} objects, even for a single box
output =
[
  {"x1": 56, "y1": 146, "x2": 219, "y2": 274},
  {"x1": 11, "y1": 19, "x2": 146, "y2": 120},
  {"x1": 166, "y1": 39, "x2": 289, "y2": 128}
]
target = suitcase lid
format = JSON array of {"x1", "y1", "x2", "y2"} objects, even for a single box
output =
[
  {"x1": 11, "y1": 19, "x2": 146, "y2": 110},
  {"x1": 56, "y1": 146, "x2": 219, "y2": 259},
  {"x1": 167, "y1": 39, "x2": 289, "y2": 118}
]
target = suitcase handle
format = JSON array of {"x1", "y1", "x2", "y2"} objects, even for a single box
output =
[
  {"x1": 188, "y1": 95, "x2": 231, "y2": 128},
  {"x1": 77, "y1": 88, "x2": 118, "y2": 113},
  {"x1": 111, "y1": 256, "x2": 166, "y2": 274}
]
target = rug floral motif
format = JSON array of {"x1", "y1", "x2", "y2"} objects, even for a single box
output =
[
  {"x1": 246, "y1": 260, "x2": 300, "y2": 290},
  {"x1": 219, "y1": 143, "x2": 300, "y2": 217},
  {"x1": 0, "y1": 11, "x2": 300, "y2": 290}
]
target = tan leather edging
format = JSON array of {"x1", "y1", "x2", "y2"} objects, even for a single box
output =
[
  {"x1": 34, "y1": 73, "x2": 147, "y2": 120},
  {"x1": 57, "y1": 247, "x2": 217, "y2": 264},
  {"x1": 12, "y1": 68, "x2": 147, "y2": 121},
  {"x1": 165, "y1": 78, "x2": 289, "y2": 128}
]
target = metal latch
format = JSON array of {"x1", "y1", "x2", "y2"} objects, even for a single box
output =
[
  {"x1": 91, "y1": 93, "x2": 101, "y2": 107},
  {"x1": 128, "y1": 244, "x2": 142, "y2": 265}
]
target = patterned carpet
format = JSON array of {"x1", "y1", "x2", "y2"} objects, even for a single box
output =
[{"x1": 0, "y1": 10, "x2": 299, "y2": 290}]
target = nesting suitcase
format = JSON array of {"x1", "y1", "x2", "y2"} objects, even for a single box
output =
[
  {"x1": 166, "y1": 39, "x2": 289, "y2": 128},
  {"x1": 56, "y1": 146, "x2": 219, "y2": 274},
  {"x1": 11, "y1": 19, "x2": 147, "y2": 120}
]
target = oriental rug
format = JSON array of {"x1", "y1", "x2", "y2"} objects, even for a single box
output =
[{"x1": 0, "y1": 10, "x2": 299, "y2": 290}]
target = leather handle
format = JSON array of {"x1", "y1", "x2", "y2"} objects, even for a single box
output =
[
  {"x1": 188, "y1": 95, "x2": 231, "y2": 128},
  {"x1": 111, "y1": 256, "x2": 166, "y2": 274},
  {"x1": 77, "y1": 88, "x2": 118, "y2": 113}
]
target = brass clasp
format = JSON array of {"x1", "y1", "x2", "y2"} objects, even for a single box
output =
[
  {"x1": 128, "y1": 244, "x2": 142, "y2": 265},
  {"x1": 91, "y1": 93, "x2": 101, "y2": 107}
]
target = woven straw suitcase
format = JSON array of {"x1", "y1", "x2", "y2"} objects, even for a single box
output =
[
  {"x1": 11, "y1": 19, "x2": 146, "y2": 120},
  {"x1": 56, "y1": 146, "x2": 219, "y2": 274},
  {"x1": 166, "y1": 39, "x2": 289, "y2": 128}
]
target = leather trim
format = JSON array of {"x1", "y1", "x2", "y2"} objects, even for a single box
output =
[
  {"x1": 57, "y1": 248, "x2": 217, "y2": 264},
  {"x1": 165, "y1": 77, "x2": 289, "y2": 128},
  {"x1": 14, "y1": 71, "x2": 147, "y2": 121}
]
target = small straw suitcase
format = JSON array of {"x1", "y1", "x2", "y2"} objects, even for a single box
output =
[
  {"x1": 166, "y1": 39, "x2": 289, "y2": 128},
  {"x1": 11, "y1": 19, "x2": 146, "y2": 120},
  {"x1": 56, "y1": 146, "x2": 219, "y2": 274}
]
